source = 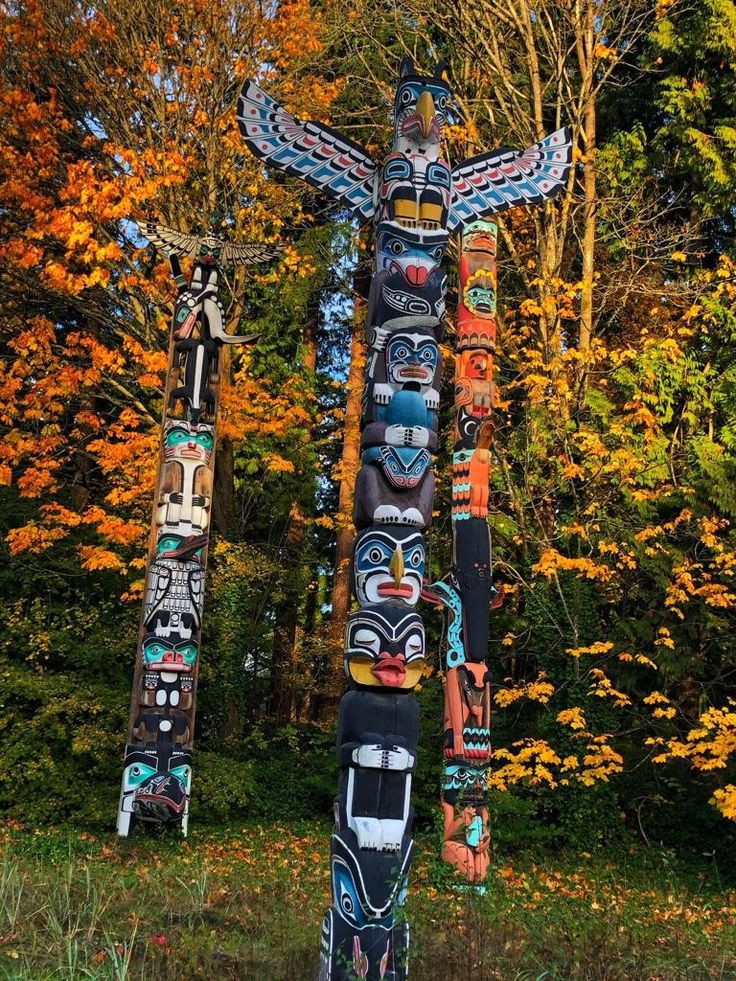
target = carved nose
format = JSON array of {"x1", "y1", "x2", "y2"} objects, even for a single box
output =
[
  {"x1": 416, "y1": 90, "x2": 435, "y2": 138},
  {"x1": 389, "y1": 546, "x2": 405, "y2": 587}
]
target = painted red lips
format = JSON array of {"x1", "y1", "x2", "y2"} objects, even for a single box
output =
[
  {"x1": 398, "y1": 365, "x2": 430, "y2": 380},
  {"x1": 377, "y1": 582, "x2": 414, "y2": 599},
  {"x1": 371, "y1": 655, "x2": 407, "y2": 687}
]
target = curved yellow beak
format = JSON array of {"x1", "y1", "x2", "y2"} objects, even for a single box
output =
[
  {"x1": 416, "y1": 90, "x2": 435, "y2": 139},
  {"x1": 389, "y1": 546, "x2": 405, "y2": 588}
]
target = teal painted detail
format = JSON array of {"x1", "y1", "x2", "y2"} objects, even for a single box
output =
[
  {"x1": 426, "y1": 579, "x2": 465, "y2": 667},
  {"x1": 466, "y1": 815, "x2": 483, "y2": 847}
]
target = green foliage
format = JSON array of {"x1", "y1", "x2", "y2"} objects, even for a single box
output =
[
  {"x1": 0, "y1": 659, "x2": 127, "y2": 826},
  {"x1": 653, "y1": 0, "x2": 736, "y2": 232},
  {"x1": 191, "y1": 752, "x2": 257, "y2": 821}
]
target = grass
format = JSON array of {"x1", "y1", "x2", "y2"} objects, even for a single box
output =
[{"x1": 1, "y1": 819, "x2": 736, "y2": 980}]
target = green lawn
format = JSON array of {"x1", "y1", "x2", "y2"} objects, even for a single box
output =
[{"x1": 1, "y1": 820, "x2": 735, "y2": 980}]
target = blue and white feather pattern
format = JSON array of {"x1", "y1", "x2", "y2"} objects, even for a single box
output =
[
  {"x1": 449, "y1": 126, "x2": 573, "y2": 233},
  {"x1": 237, "y1": 81, "x2": 377, "y2": 220}
]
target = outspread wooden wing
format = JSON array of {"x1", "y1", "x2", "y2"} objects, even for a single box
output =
[
  {"x1": 448, "y1": 127, "x2": 573, "y2": 233},
  {"x1": 238, "y1": 80, "x2": 377, "y2": 221},
  {"x1": 221, "y1": 241, "x2": 282, "y2": 266},
  {"x1": 143, "y1": 222, "x2": 200, "y2": 258}
]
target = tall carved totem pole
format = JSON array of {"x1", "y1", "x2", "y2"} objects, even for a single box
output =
[
  {"x1": 117, "y1": 224, "x2": 278, "y2": 837},
  {"x1": 237, "y1": 60, "x2": 570, "y2": 979},
  {"x1": 424, "y1": 219, "x2": 498, "y2": 885}
]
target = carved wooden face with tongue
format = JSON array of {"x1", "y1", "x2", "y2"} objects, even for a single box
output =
[{"x1": 345, "y1": 602, "x2": 425, "y2": 690}]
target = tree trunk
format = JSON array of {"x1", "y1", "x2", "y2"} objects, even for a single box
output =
[
  {"x1": 578, "y1": 0, "x2": 597, "y2": 353},
  {"x1": 267, "y1": 291, "x2": 320, "y2": 723},
  {"x1": 321, "y1": 255, "x2": 370, "y2": 715},
  {"x1": 268, "y1": 502, "x2": 309, "y2": 723},
  {"x1": 211, "y1": 435, "x2": 235, "y2": 536}
]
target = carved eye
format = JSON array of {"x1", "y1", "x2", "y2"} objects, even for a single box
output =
[
  {"x1": 400, "y1": 88, "x2": 413, "y2": 105},
  {"x1": 390, "y1": 239, "x2": 405, "y2": 255},
  {"x1": 367, "y1": 547, "x2": 384, "y2": 564},
  {"x1": 431, "y1": 246, "x2": 444, "y2": 261},
  {"x1": 126, "y1": 762, "x2": 156, "y2": 788},
  {"x1": 340, "y1": 883, "x2": 354, "y2": 916},
  {"x1": 437, "y1": 94, "x2": 448, "y2": 111},
  {"x1": 406, "y1": 634, "x2": 423, "y2": 655},
  {"x1": 393, "y1": 345, "x2": 409, "y2": 360},
  {"x1": 408, "y1": 548, "x2": 423, "y2": 568},
  {"x1": 420, "y1": 348, "x2": 434, "y2": 362},
  {"x1": 354, "y1": 629, "x2": 380, "y2": 654}
]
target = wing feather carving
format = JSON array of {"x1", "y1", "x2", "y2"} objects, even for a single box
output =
[
  {"x1": 449, "y1": 127, "x2": 573, "y2": 233},
  {"x1": 237, "y1": 81, "x2": 377, "y2": 221}
]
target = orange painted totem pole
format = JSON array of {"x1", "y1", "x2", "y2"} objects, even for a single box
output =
[{"x1": 425, "y1": 220, "x2": 498, "y2": 884}]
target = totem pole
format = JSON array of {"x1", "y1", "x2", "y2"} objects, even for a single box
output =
[
  {"x1": 117, "y1": 224, "x2": 279, "y2": 837},
  {"x1": 238, "y1": 63, "x2": 571, "y2": 978},
  {"x1": 423, "y1": 220, "x2": 498, "y2": 884}
]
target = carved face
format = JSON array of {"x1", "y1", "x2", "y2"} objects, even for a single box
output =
[
  {"x1": 353, "y1": 527, "x2": 425, "y2": 606},
  {"x1": 459, "y1": 349, "x2": 492, "y2": 382},
  {"x1": 385, "y1": 332, "x2": 438, "y2": 389},
  {"x1": 380, "y1": 153, "x2": 451, "y2": 231},
  {"x1": 362, "y1": 446, "x2": 432, "y2": 489},
  {"x1": 463, "y1": 269, "x2": 496, "y2": 318},
  {"x1": 345, "y1": 603, "x2": 425, "y2": 689},
  {"x1": 375, "y1": 224, "x2": 447, "y2": 285},
  {"x1": 461, "y1": 221, "x2": 498, "y2": 260},
  {"x1": 197, "y1": 235, "x2": 223, "y2": 265},
  {"x1": 163, "y1": 421, "x2": 214, "y2": 464},
  {"x1": 141, "y1": 633, "x2": 198, "y2": 673},
  {"x1": 393, "y1": 64, "x2": 450, "y2": 147},
  {"x1": 154, "y1": 533, "x2": 205, "y2": 561},
  {"x1": 442, "y1": 763, "x2": 488, "y2": 806},
  {"x1": 120, "y1": 746, "x2": 192, "y2": 824},
  {"x1": 458, "y1": 220, "x2": 498, "y2": 350}
]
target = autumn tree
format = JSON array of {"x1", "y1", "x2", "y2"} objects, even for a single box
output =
[{"x1": 0, "y1": 0, "x2": 352, "y2": 819}]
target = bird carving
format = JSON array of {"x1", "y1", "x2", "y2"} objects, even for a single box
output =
[
  {"x1": 237, "y1": 59, "x2": 573, "y2": 232},
  {"x1": 143, "y1": 222, "x2": 281, "y2": 267}
]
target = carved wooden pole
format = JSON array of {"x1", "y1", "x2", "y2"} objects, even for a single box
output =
[
  {"x1": 237, "y1": 65, "x2": 571, "y2": 979},
  {"x1": 424, "y1": 220, "x2": 498, "y2": 884},
  {"x1": 117, "y1": 225, "x2": 278, "y2": 837}
]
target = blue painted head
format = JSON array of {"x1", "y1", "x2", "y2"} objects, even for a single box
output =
[{"x1": 394, "y1": 58, "x2": 450, "y2": 147}]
